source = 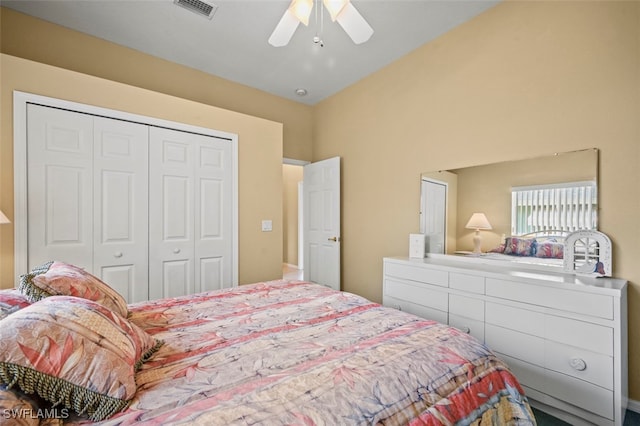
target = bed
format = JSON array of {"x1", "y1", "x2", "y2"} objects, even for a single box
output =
[{"x1": 0, "y1": 262, "x2": 536, "y2": 425}]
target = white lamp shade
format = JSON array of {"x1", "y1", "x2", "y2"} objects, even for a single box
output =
[
  {"x1": 465, "y1": 213, "x2": 492, "y2": 230},
  {"x1": 0, "y1": 210, "x2": 10, "y2": 225}
]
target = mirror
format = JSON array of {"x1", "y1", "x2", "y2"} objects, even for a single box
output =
[{"x1": 420, "y1": 148, "x2": 599, "y2": 260}]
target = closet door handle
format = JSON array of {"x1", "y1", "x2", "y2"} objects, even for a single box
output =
[{"x1": 114, "y1": 252, "x2": 123, "y2": 258}]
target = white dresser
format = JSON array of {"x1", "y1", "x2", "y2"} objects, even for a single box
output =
[{"x1": 383, "y1": 255, "x2": 628, "y2": 426}]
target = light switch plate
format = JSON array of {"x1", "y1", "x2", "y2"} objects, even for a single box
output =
[{"x1": 261, "y1": 220, "x2": 273, "y2": 232}]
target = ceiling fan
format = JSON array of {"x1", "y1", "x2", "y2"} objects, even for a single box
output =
[{"x1": 268, "y1": 0, "x2": 373, "y2": 47}]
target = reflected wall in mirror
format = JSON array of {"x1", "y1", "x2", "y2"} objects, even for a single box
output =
[{"x1": 420, "y1": 148, "x2": 598, "y2": 259}]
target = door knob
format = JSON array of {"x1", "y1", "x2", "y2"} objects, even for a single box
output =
[{"x1": 328, "y1": 237, "x2": 340, "y2": 242}]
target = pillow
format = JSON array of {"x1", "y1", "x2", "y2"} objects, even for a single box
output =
[
  {"x1": 503, "y1": 237, "x2": 536, "y2": 256},
  {"x1": 536, "y1": 241, "x2": 564, "y2": 259},
  {"x1": 0, "y1": 296, "x2": 162, "y2": 422},
  {"x1": 0, "y1": 289, "x2": 31, "y2": 320},
  {"x1": 19, "y1": 261, "x2": 128, "y2": 318},
  {"x1": 489, "y1": 244, "x2": 506, "y2": 254}
]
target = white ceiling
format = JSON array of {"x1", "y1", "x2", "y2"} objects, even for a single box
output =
[{"x1": 2, "y1": 0, "x2": 500, "y2": 105}]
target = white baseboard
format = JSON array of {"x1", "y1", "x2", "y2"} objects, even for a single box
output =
[{"x1": 627, "y1": 398, "x2": 640, "y2": 414}]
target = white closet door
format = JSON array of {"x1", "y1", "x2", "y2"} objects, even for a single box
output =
[
  {"x1": 194, "y1": 133, "x2": 233, "y2": 292},
  {"x1": 148, "y1": 127, "x2": 232, "y2": 300},
  {"x1": 93, "y1": 117, "x2": 149, "y2": 302},
  {"x1": 27, "y1": 105, "x2": 94, "y2": 271}
]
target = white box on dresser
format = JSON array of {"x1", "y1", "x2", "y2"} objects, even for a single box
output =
[{"x1": 382, "y1": 255, "x2": 628, "y2": 426}]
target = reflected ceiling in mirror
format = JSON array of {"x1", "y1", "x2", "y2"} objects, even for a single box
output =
[{"x1": 420, "y1": 148, "x2": 598, "y2": 257}]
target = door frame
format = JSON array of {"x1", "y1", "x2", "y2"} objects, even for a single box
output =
[
  {"x1": 420, "y1": 177, "x2": 448, "y2": 254},
  {"x1": 13, "y1": 91, "x2": 239, "y2": 285}
]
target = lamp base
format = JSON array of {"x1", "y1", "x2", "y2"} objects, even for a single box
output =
[{"x1": 472, "y1": 231, "x2": 482, "y2": 254}]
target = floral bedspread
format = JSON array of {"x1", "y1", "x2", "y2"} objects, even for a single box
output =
[{"x1": 73, "y1": 280, "x2": 535, "y2": 425}]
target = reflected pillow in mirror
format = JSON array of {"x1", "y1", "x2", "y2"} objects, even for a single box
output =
[
  {"x1": 489, "y1": 244, "x2": 506, "y2": 254},
  {"x1": 536, "y1": 241, "x2": 564, "y2": 259},
  {"x1": 503, "y1": 237, "x2": 536, "y2": 256}
]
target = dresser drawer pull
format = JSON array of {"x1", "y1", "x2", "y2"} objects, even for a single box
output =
[
  {"x1": 570, "y1": 357, "x2": 587, "y2": 371},
  {"x1": 461, "y1": 326, "x2": 471, "y2": 334}
]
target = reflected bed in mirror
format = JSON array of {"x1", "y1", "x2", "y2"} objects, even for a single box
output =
[{"x1": 419, "y1": 148, "x2": 598, "y2": 270}]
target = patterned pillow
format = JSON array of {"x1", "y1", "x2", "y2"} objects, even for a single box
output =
[
  {"x1": 536, "y1": 241, "x2": 564, "y2": 259},
  {"x1": 489, "y1": 244, "x2": 506, "y2": 254},
  {"x1": 19, "y1": 261, "x2": 128, "y2": 318},
  {"x1": 503, "y1": 237, "x2": 536, "y2": 256},
  {"x1": 0, "y1": 289, "x2": 31, "y2": 320},
  {"x1": 0, "y1": 296, "x2": 162, "y2": 422}
]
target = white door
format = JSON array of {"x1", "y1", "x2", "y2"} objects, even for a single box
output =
[
  {"x1": 27, "y1": 105, "x2": 94, "y2": 271},
  {"x1": 148, "y1": 127, "x2": 233, "y2": 300},
  {"x1": 420, "y1": 178, "x2": 447, "y2": 254},
  {"x1": 27, "y1": 105, "x2": 150, "y2": 302},
  {"x1": 303, "y1": 157, "x2": 340, "y2": 290},
  {"x1": 93, "y1": 117, "x2": 149, "y2": 302}
]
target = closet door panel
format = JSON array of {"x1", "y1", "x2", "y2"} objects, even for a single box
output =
[
  {"x1": 27, "y1": 105, "x2": 94, "y2": 270},
  {"x1": 149, "y1": 128, "x2": 195, "y2": 300},
  {"x1": 93, "y1": 117, "x2": 149, "y2": 302},
  {"x1": 195, "y1": 139, "x2": 233, "y2": 292}
]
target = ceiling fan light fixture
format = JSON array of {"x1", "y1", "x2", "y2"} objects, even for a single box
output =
[
  {"x1": 289, "y1": 0, "x2": 313, "y2": 26},
  {"x1": 323, "y1": 0, "x2": 349, "y2": 21}
]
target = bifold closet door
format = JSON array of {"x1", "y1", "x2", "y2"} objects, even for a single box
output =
[
  {"x1": 27, "y1": 104, "x2": 150, "y2": 302},
  {"x1": 27, "y1": 105, "x2": 94, "y2": 270},
  {"x1": 148, "y1": 127, "x2": 233, "y2": 300},
  {"x1": 92, "y1": 117, "x2": 149, "y2": 302}
]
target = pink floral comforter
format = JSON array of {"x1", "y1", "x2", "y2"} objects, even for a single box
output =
[{"x1": 78, "y1": 280, "x2": 535, "y2": 425}]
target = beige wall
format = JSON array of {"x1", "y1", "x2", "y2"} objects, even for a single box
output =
[
  {"x1": 0, "y1": 7, "x2": 313, "y2": 161},
  {"x1": 314, "y1": 0, "x2": 640, "y2": 399},
  {"x1": 0, "y1": 54, "x2": 283, "y2": 287},
  {"x1": 283, "y1": 165, "x2": 304, "y2": 266},
  {"x1": 453, "y1": 149, "x2": 598, "y2": 252}
]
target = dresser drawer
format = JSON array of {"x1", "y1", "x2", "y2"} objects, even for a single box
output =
[
  {"x1": 384, "y1": 278, "x2": 448, "y2": 311},
  {"x1": 545, "y1": 315, "x2": 613, "y2": 356},
  {"x1": 449, "y1": 272, "x2": 485, "y2": 294},
  {"x1": 384, "y1": 295, "x2": 448, "y2": 324},
  {"x1": 448, "y1": 314, "x2": 484, "y2": 342},
  {"x1": 546, "y1": 368, "x2": 614, "y2": 420},
  {"x1": 485, "y1": 324, "x2": 545, "y2": 367},
  {"x1": 485, "y1": 302, "x2": 545, "y2": 337},
  {"x1": 496, "y1": 352, "x2": 546, "y2": 392},
  {"x1": 384, "y1": 262, "x2": 448, "y2": 287},
  {"x1": 545, "y1": 340, "x2": 613, "y2": 389},
  {"x1": 486, "y1": 278, "x2": 614, "y2": 319},
  {"x1": 449, "y1": 294, "x2": 484, "y2": 321}
]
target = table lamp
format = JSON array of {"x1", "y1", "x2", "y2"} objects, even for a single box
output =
[{"x1": 465, "y1": 212, "x2": 492, "y2": 254}]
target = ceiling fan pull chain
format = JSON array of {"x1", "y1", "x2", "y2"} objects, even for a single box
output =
[{"x1": 315, "y1": 0, "x2": 324, "y2": 47}]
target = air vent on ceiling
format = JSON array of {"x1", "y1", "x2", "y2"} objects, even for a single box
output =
[{"x1": 174, "y1": 0, "x2": 218, "y2": 19}]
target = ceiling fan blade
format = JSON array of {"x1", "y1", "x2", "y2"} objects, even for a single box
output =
[
  {"x1": 268, "y1": 9, "x2": 301, "y2": 47},
  {"x1": 336, "y1": 2, "x2": 373, "y2": 44}
]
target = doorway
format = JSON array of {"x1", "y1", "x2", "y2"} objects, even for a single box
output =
[{"x1": 283, "y1": 161, "x2": 305, "y2": 280}]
